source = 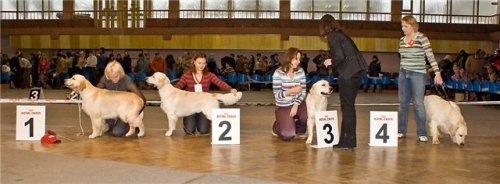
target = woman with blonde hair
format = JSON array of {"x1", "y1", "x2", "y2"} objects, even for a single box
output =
[
  {"x1": 398, "y1": 15, "x2": 443, "y2": 142},
  {"x1": 96, "y1": 61, "x2": 146, "y2": 137}
]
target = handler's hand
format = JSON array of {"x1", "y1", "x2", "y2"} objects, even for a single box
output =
[
  {"x1": 290, "y1": 104, "x2": 298, "y2": 117},
  {"x1": 230, "y1": 89, "x2": 238, "y2": 96},
  {"x1": 324, "y1": 59, "x2": 332, "y2": 67}
]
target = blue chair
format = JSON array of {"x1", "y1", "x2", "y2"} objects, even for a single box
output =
[
  {"x1": 382, "y1": 76, "x2": 391, "y2": 85},
  {"x1": 497, "y1": 82, "x2": 500, "y2": 94},
  {"x1": 310, "y1": 74, "x2": 321, "y2": 84},
  {"x1": 472, "y1": 80, "x2": 480, "y2": 92},
  {"x1": 326, "y1": 75, "x2": 335, "y2": 85},
  {"x1": 264, "y1": 73, "x2": 273, "y2": 82},
  {"x1": 466, "y1": 80, "x2": 473, "y2": 92},
  {"x1": 227, "y1": 74, "x2": 238, "y2": 84},
  {"x1": 480, "y1": 81, "x2": 489, "y2": 92},
  {"x1": 137, "y1": 72, "x2": 147, "y2": 82},
  {"x1": 361, "y1": 76, "x2": 370, "y2": 86},
  {"x1": 62, "y1": 73, "x2": 70, "y2": 80},
  {"x1": 127, "y1": 73, "x2": 136, "y2": 81},
  {"x1": 488, "y1": 81, "x2": 496, "y2": 94},
  {"x1": 238, "y1": 74, "x2": 248, "y2": 82},
  {"x1": 251, "y1": 74, "x2": 261, "y2": 81},
  {"x1": 217, "y1": 75, "x2": 225, "y2": 81},
  {"x1": 167, "y1": 71, "x2": 177, "y2": 81},
  {"x1": 1, "y1": 72, "x2": 10, "y2": 83}
]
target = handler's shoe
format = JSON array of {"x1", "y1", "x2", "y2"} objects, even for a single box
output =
[
  {"x1": 418, "y1": 136, "x2": 428, "y2": 142},
  {"x1": 398, "y1": 133, "x2": 405, "y2": 139}
]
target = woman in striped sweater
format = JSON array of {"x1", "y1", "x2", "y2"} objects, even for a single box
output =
[
  {"x1": 175, "y1": 52, "x2": 238, "y2": 135},
  {"x1": 272, "y1": 47, "x2": 308, "y2": 141},
  {"x1": 398, "y1": 15, "x2": 443, "y2": 142}
]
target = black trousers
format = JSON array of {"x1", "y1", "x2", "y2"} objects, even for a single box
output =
[
  {"x1": 337, "y1": 71, "x2": 365, "y2": 148},
  {"x1": 183, "y1": 113, "x2": 210, "y2": 135}
]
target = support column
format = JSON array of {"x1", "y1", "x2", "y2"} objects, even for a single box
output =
[
  {"x1": 62, "y1": 0, "x2": 74, "y2": 19},
  {"x1": 169, "y1": 0, "x2": 180, "y2": 19},
  {"x1": 391, "y1": 0, "x2": 402, "y2": 22}
]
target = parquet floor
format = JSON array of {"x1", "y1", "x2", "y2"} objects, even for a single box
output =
[{"x1": 1, "y1": 89, "x2": 499, "y2": 183}]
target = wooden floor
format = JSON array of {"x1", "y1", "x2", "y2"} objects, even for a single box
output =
[{"x1": 1, "y1": 89, "x2": 499, "y2": 183}]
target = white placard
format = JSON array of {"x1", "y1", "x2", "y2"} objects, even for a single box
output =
[
  {"x1": 211, "y1": 108, "x2": 240, "y2": 145},
  {"x1": 369, "y1": 111, "x2": 398, "y2": 147},
  {"x1": 312, "y1": 111, "x2": 339, "y2": 148},
  {"x1": 16, "y1": 105, "x2": 46, "y2": 140}
]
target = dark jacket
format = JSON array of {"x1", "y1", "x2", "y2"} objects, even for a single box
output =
[{"x1": 327, "y1": 31, "x2": 368, "y2": 79}]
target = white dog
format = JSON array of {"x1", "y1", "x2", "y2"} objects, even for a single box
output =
[
  {"x1": 145, "y1": 72, "x2": 243, "y2": 136},
  {"x1": 305, "y1": 80, "x2": 332, "y2": 144},
  {"x1": 424, "y1": 95, "x2": 468, "y2": 146},
  {"x1": 64, "y1": 74, "x2": 145, "y2": 138}
]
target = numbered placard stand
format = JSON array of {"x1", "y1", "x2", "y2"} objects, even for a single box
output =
[
  {"x1": 28, "y1": 87, "x2": 45, "y2": 100},
  {"x1": 369, "y1": 111, "x2": 398, "y2": 147},
  {"x1": 211, "y1": 108, "x2": 240, "y2": 145},
  {"x1": 311, "y1": 111, "x2": 339, "y2": 149},
  {"x1": 16, "y1": 105, "x2": 46, "y2": 140}
]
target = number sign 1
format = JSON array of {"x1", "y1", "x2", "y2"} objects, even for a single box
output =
[
  {"x1": 369, "y1": 111, "x2": 398, "y2": 147},
  {"x1": 16, "y1": 105, "x2": 46, "y2": 140},
  {"x1": 311, "y1": 111, "x2": 339, "y2": 149},
  {"x1": 211, "y1": 108, "x2": 240, "y2": 145}
]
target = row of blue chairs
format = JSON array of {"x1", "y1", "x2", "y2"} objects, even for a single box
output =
[{"x1": 434, "y1": 79, "x2": 500, "y2": 94}]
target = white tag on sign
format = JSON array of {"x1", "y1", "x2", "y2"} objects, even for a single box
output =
[
  {"x1": 194, "y1": 84, "x2": 203, "y2": 92},
  {"x1": 211, "y1": 108, "x2": 240, "y2": 145},
  {"x1": 311, "y1": 111, "x2": 339, "y2": 149},
  {"x1": 16, "y1": 105, "x2": 46, "y2": 140},
  {"x1": 28, "y1": 87, "x2": 44, "y2": 100},
  {"x1": 369, "y1": 111, "x2": 398, "y2": 147}
]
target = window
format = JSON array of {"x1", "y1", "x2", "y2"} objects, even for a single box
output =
[
  {"x1": 451, "y1": 0, "x2": 473, "y2": 24},
  {"x1": 205, "y1": 0, "x2": 228, "y2": 18},
  {"x1": 151, "y1": 0, "x2": 169, "y2": 18},
  {"x1": 291, "y1": 0, "x2": 340, "y2": 20},
  {"x1": 478, "y1": 0, "x2": 497, "y2": 24},
  {"x1": 369, "y1": 0, "x2": 390, "y2": 21},
  {"x1": 258, "y1": 0, "x2": 279, "y2": 19},
  {"x1": 180, "y1": 0, "x2": 202, "y2": 18},
  {"x1": 1, "y1": 0, "x2": 63, "y2": 19},
  {"x1": 232, "y1": 0, "x2": 257, "y2": 18},
  {"x1": 342, "y1": 0, "x2": 367, "y2": 20}
]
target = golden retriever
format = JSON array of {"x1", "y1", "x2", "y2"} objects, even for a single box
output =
[
  {"x1": 64, "y1": 74, "x2": 145, "y2": 138},
  {"x1": 145, "y1": 72, "x2": 243, "y2": 136},
  {"x1": 305, "y1": 80, "x2": 332, "y2": 144},
  {"x1": 424, "y1": 95, "x2": 468, "y2": 146}
]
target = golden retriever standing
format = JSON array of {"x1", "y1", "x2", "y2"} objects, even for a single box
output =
[
  {"x1": 424, "y1": 95, "x2": 468, "y2": 146},
  {"x1": 64, "y1": 75, "x2": 145, "y2": 138},
  {"x1": 145, "y1": 72, "x2": 243, "y2": 136},
  {"x1": 305, "y1": 80, "x2": 332, "y2": 144}
]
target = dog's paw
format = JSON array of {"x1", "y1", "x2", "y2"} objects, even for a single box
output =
[
  {"x1": 137, "y1": 131, "x2": 145, "y2": 137},
  {"x1": 306, "y1": 137, "x2": 312, "y2": 144},
  {"x1": 165, "y1": 130, "x2": 173, "y2": 136},
  {"x1": 432, "y1": 139, "x2": 440, "y2": 144},
  {"x1": 89, "y1": 134, "x2": 97, "y2": 139}
]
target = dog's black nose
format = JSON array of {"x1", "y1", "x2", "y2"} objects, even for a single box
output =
[{"x1": 460, "y1": 143, "x2": 465, "y2": 146}]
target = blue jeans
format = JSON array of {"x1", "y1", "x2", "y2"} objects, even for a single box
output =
[{"x1": 398, "y1": 69, "x2": 427, "y2": 136}]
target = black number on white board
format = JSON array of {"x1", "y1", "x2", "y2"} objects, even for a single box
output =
[
  {"x1": 218, "y1": 121, "x2": 232, "y2": 141},
  {"x1": 323, "y1": 123, "x2": 334, "y2": 144}
]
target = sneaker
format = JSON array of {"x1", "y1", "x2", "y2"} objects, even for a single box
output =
[
  {"x1": 418, "y1": 136, "x2": 428, "y2": 142},
  {"x1": 398, "y1": 133, "x2": 405, "y2": 139},
  {"x1": 296, "y1": 134, "x2": 307, "y2": 139}
]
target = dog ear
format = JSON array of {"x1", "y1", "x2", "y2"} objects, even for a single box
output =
[
  {"x1": 79, "y1": 79, "x2": 87, "y2": 91},
  {"x1": 157, "y1": 75, "x2": 165, "y2": 87},
  {"x1": 310, "y1": 84, "x2": 317, "y2": 95},
  {"x1": 449, "y1": 123, "x2": 459, "y2": 136}
]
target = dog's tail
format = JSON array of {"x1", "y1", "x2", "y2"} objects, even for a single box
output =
[{"x1": 215, "y1": 92, "x2": 243, "y2": 105}]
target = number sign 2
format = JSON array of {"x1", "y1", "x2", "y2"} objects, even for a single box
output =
[
  {"x1": 212, "y1": 109, "x2": 240, "y2": 145},
  {"x1": 16, "y1": 105, "x2": 46, "y2": 140},
  {"x1": 369, "y1": 111, "x2": 398, "y2": 147}
]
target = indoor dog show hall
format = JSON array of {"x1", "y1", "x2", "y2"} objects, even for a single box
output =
[{"x1": 1, "y1": 0, "x2": 499, "y2": 183}]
